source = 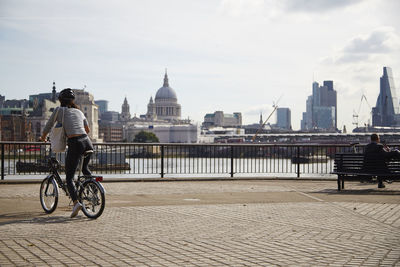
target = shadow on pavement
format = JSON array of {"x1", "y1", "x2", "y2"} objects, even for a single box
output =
[
  {"x1": 0, "y1": 212, "x2": 88, "y2": 225},
  {"x1": 311, "y1": 188, "x2": 400, "y2": 195}
]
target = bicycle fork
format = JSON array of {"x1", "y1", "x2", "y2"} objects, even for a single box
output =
[{"x1": 44, "y1": 175, "x2": 57, "y2": 197}]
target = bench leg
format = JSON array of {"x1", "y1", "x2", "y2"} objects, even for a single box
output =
[
  {"x1": 342, "y1": 179, "x2": 344, "y2": 190},
  {"x1": 378, "y1": 177, "x2": 384, "y2": 188},
  {"x1": 337, "y1": 176, "x2": 341, "y2": 191}
]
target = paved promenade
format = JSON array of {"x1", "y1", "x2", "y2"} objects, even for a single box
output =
[{"x1": 0, "y1": 179, "x2": 400, "y2": 266}]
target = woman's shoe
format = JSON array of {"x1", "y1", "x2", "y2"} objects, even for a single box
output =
[{"x1": 70, "y1": 202, "x2": 82, "y2": 218}]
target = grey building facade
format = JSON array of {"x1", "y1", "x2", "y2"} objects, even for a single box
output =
[{"x1": 203, "y1": 111, "x2": 242, "y2": 128}]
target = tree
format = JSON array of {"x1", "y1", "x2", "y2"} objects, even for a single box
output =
[{"x1": 133, "y1": 131, "x2": 159, "y2": 143}]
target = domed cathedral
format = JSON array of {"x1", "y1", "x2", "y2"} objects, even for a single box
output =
[{"x1": 146, "y1": 70, "x2": 181, "y2": 122}]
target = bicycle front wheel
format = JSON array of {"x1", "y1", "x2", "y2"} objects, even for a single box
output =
[
  {"x1": 39, "y1": 176, "x2": 59, "y2": 213},
  {"x1": 79, "y1": 180, "x2": 105, "y2": 219}
]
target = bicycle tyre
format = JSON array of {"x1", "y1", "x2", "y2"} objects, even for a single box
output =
[
  {"x1": 39, "y1": 176, "x2": 59, "y2": 214},
  {"x1": 79, "y1": 180, "x2": 105, "y2": 219}
]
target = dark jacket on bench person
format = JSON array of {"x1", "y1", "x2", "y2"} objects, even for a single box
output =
[{"x1": 363, "y1": 142, "x2": 400, "y2": 174}]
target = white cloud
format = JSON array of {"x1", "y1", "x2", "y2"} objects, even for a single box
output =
[
  {"x1": 218, "y1": 0, "x2": 280, "y2": 18},
  {"x1": 326, "y1": 27, "x2": 400, "y2": 64},
  {"x1": 343, "y1": 28, "x2": 400, "y2": 54},
  {"x1": 283, "y1": 0, "x2": 363, "y2": 13}
]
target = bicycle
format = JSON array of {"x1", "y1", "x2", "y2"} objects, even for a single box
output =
[{"x1": 39, "y1": 150, "x2": 106, "y2": 219}]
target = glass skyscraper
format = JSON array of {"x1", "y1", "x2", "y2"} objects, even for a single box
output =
[
  {"x1": 372, "y1": 67, "x2": 399, "y2": 127},
  {"x1": 276, "y1": 108, "x2": 291, "y2": 130},
  {"x1": 301, "y1": 80, "x2": 337, "y2": 131}
]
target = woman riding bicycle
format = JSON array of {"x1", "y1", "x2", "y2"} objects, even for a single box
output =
[{"x1": 40, "y1": 88, "x2": 94, "y2": 218}]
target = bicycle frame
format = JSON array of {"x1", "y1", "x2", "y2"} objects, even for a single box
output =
[{"x1": 46, "y1": 157, "x2": 105, "y2": 196}]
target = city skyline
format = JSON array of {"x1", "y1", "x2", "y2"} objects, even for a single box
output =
[{"x1": 1, "y1": 0, "x2": 399, "y2": 130}]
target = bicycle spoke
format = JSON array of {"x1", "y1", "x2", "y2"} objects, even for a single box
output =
[
  {"x1": 79, "y1": 180, "x2": 105, "y2": 219},
  {"x1": 40, "y1": 177, "x2": 58, "y2": 214}
]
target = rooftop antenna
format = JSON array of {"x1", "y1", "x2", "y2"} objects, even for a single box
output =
[{"x1": 251, "y1": 94, "x2": 283, "y2": 142}]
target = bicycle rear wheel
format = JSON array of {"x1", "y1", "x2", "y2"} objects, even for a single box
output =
[
  {"x1": 39, "y1": 176, "x2": 59, "y2": 213},
  {"x1": 79, "y1": 180, "x2": 105, "y2": 219}
]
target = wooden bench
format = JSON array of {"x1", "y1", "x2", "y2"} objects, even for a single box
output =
[{"x1": 332, "y1": 153, "x2": 400, "y2": 190}]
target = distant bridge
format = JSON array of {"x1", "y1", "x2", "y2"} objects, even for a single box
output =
[{"x1": 208, "y1": 132, "x2": 400, "y2": 144}]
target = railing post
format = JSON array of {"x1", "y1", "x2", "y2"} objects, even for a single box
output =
[
  {"x1": 230, "y1": 145, "x2": 234, "y2": 178},
  {"x1": 296, "y1": 146, "x2": 300, "y2": 178},
  {"x1": 161, "y1": 145, "x2": 164, "y2": 178},
  {"x1": 1, "y1": 143, "x2": 4, "y2": 180}
]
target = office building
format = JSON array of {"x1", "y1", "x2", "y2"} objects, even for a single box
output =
[
  {"x1": 99, "y1": 121, "x2": 124, "y2": 142},
  {"x1": 372, "y1": 67, "x2": 399, "y2": 127},
  {"x1": 73, "y1": 89, "x2": 101, "y2": 142},
  {"x1": 203, "y1": 111, "x2": 242, "y2": 128},
  {"x1": 0, "y1": 114, "x2": 33, "y2": 141},
  {"x1": 301, "y1": 80, "x2": 337, "y2": 131},
  {"x1": 95, "y1": 100, "x2": 108, "y2": 117},
  {"x1": 276, "y1": 108, "x2": 291, "y2": 130}
]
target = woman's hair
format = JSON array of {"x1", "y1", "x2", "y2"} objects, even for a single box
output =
[
  {"x1": 60, "y1": 98, "x2": 79, "y2": 109},
  {"x1": 58, "y1": 88, "x2": 79, "y2": 109}
]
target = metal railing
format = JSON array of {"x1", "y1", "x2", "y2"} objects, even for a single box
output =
[{"x1": 0, "y1": 142, "x2": 369, "y2": 180}]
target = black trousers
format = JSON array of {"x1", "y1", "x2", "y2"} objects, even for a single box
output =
[{"x1": 65, "y1": 135, "x2": 94, "y2": 201}]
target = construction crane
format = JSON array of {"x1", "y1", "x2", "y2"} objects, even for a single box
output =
[
  {"x1": 251, "y1": 96, "x2": 282, "y2": 142},
  {"x1": 352, "y1": 94, "x2": 372, "y2": 128}
]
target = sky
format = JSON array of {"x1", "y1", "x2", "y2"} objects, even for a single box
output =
[{"x1": 1, "y1": 0, "x2": 399, "y2": 131}]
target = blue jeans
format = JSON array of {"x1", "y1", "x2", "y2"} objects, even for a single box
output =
[{"x1": 65, "y1": 135, "x2": 94, "y2": 201}]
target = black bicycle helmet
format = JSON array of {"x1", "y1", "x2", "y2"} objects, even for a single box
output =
[{"x1": 58, "y1": 88, "x2": 75, "y2": 100}]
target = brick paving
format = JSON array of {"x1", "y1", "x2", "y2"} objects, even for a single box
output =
[{"x1": 0, "y1": 180, "x2": 400, "y2": 266}]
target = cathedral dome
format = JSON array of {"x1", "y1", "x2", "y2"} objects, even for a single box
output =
[
  {"x1": 155, "y1": 86, "x2": 177, "y2": 100},
  {"x1": 155, "y1": 72, "x2": 177, "y2": 101}
]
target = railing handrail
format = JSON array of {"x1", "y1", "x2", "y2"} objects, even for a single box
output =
[
  {"x1": 1, "y1": 141, "x2": 390, "y2": 180},
  {"x1": 0, "y1": 141, "x2": 377, "y2": 147}
]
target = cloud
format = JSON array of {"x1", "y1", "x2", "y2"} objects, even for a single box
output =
[
  {"x1": 283, "y1": 0, "x2": 363, "y2": 13},
  {"x1": 336, "y1": 53, "x2": 370, "y2": 64},
  {"x1": 218, "y1": 0, "x2": 282, "y2": 19},
  {"x1": 324, "y1": 28, "x2": 400, "y2": 64},
  {"x1": 343, "y1": 29, "x2": 399, "y2": 54},
  {"x1": 218, "y1": 0, "x2": 362, "y2": 19}
]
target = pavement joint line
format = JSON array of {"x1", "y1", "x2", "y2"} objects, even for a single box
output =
[
  {"x1": 285, "y1": 184, "x2": 400, "y2": 232},
  {"x1": 333, "y1": 202, "x2": 400, "y2": 231},
  {"x1": 327, "y1": 201, "x2": 400, "y2": 232},
  {"x1": 288, "y1": 187, "x2": 325, "y2": 202}
]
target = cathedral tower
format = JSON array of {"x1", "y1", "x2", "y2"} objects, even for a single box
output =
[{"x1": 121, "y1": 97, "x2": 131, "y2": 121}]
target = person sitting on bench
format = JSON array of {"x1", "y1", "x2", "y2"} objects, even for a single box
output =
[{"x1": 363, "y1": 133, "x2": 400, "y2": 188}]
